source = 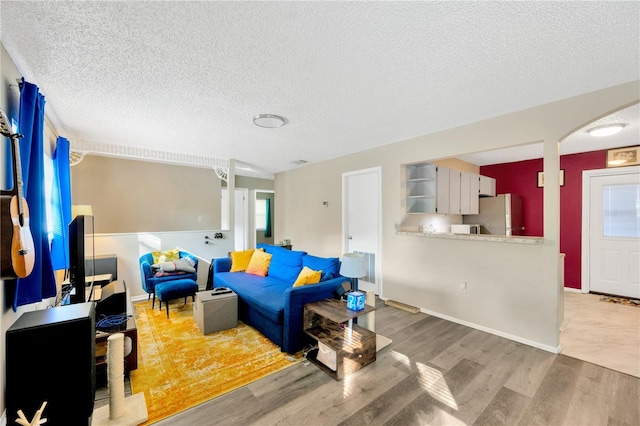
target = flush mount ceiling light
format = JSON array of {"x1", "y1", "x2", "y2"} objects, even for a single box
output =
[
  {"x1": 587, "y1": 123, "x2": 626, "y2": 137},
  {"x1": 253, "y1": 114, "x2": 286, "y2": 128}
]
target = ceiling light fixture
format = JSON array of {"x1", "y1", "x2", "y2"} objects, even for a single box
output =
[
  {"x1": 253, "y1": 114, "x2": 286, "y2": 128},
  {"x1": 587, "y1": 123, "x2": 626, "y2": 137}
]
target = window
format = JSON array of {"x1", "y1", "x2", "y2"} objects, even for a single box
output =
[
  {"x1": 602, "y1": 184, "x2": 640, "y2": 238},
  {"x1": 255, "y1": 199, "x2": 266, "y2": 231},
  {"x1": 44, "y1": 152, "x2": 55, "y2": 243}
]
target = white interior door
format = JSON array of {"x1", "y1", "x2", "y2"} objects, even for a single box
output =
[
  {"x1": 221, "y1": 188, "x2": 248, "y2": 251},
  {"x1": 583, "y1": 167, "x2": 640, "y2": 298},
  {"x1": 343, "y1": 167, "x2": 382, "y2": 295}
]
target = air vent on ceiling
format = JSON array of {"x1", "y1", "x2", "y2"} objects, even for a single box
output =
[{"x1": 290, "y1": 160, "x2": 308, "y2": 166}]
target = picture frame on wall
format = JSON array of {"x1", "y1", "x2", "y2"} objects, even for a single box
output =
[
  {"x1": 606, "y1": 146, "x2": 640, "y2": 168},
  {"x1": 537, "y1": 169, "x2": 565, "y2": 188}
]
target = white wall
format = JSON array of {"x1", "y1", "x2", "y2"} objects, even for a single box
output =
[
  {"x1": 93, "y1": 229, "x2": 234, "y2": 301},
  {"x1": 274, "y1": 81, "x2": 640, "y2": 352}
]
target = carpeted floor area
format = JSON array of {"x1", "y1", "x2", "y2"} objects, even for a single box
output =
[{"x1": 129, "y1": 299, "x2": 298, "y2": 424}]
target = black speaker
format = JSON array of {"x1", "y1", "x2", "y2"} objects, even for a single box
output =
[
  {"x1": 6, "y1": 303, "x2": 95, "y2": 426},
  {"x1": 95, "y1": 280, "x2": 127, "y2": 318}
]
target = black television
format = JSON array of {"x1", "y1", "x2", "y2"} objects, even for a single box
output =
[{"x1": 69, "y1": 214, "x2": 95, "y2": 304}]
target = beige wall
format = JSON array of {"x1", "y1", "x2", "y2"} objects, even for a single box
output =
[
  {"x1": 232, "y1": 175, "x2": 274, "y2": 191},
  {"x1": 432, "y1": 157, "x2": 479, "y2": 173},
  {"x1": 275, "y1": 81, "x2": 640, "y2": 351},
  {"x1": 71, "y1": 155, "x2": 222, "y2": 233}
]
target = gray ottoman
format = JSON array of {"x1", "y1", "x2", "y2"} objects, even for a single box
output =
[{"x1": 193, "y1": 289, "x2": 238, "y2": 334}]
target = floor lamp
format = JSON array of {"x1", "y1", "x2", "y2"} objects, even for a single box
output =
[{"x1": 340, "y1": 253, "x2": 366, "y2": 292}]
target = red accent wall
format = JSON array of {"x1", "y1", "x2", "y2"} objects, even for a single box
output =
[
  {"x1": 480, "y1": 149, "x2": 607, "y2": 290},
  {"x1": 481, "y1": 158, "x2": 544, "y2": 237}
]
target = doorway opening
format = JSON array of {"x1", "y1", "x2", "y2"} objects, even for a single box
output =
[{"x1": 342, "y1": 167, "x2": 382, "y2": 296}]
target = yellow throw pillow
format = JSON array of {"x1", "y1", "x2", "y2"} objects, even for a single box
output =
[
  {"x1": 230, "y1": 249, "x2": 255, "y2": 272},
  {"x1": 152, "y1": 248, "x2": 179, "y2": 264},
  {"x1": 293, "y1": 266, "x2": 322, "y2": 287},
  {"x1": 246, "y1": 250, "x2": 272, "y2": 277}
]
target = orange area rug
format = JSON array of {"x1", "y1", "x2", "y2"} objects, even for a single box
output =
[{"x1": 130, "y1": 299, "x2": 297, "y2": 424}]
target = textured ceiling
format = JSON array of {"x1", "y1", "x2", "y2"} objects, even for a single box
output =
[{"x1": 1, "y1": 1, "x2": 639, "y2": 177}]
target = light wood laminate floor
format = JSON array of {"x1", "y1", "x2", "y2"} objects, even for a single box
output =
[
  {"x1": 144, "y1": 297, "x2": 640, "y2": 426},
  {"x1": 561, "y1": 291, "x2": 640, "y2": 378}
]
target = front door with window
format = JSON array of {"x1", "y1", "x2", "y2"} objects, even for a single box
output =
[{"x1": 584, "y1": 167, "x2": 640, "y2": 299}]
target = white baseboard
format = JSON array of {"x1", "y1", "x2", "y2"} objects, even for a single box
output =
[
  {"x1": 130, "y1": 294, "x2": 149, "y2": 303},
  {"x1": 563, "y1": 287, "x2": 582, "y2": 293},
  {"x1": 380, "y1": 295, "x2": 560, "y2": 353},
  {"x1": 418, "y1": 306, "x2": 561, "y2": 354}
]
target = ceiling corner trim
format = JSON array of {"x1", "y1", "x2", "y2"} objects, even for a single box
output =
[{"x1": 69, "y1": 140, "x2": 229, "y2": 170}]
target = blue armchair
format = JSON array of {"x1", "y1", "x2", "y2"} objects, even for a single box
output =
[{"x1": 139, "y1": 251, "x2": 199, "y2": 306}]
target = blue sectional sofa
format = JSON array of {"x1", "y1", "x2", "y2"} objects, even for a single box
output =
[{"x1": 211, "y1": 244, "x2": 349, "y2": 354}]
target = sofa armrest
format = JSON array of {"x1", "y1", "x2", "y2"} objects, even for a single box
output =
[
  {"x1": 282, "y1": 277, "x2": 349, "y2": 354},
  {"x1": 140, "y1": 260, "x2": 152, "y2": 278},
  {"x1": 213, "y1": 257, "x2": 231, "y2": 273},
  {"x1": 140, "y1": 260, "x2": 153, "y2": 294},
  {"x1": 208, "y1": 257, "x2": 231, "y2": 290}
]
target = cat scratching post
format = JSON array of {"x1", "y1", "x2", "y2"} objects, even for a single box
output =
[{"x1": 93, "y1": 333, "x2": 148, "y2": 426}]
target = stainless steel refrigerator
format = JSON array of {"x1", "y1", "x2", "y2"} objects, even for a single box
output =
[{"x1": 463, "y1": 194, "x2": 524, "y2": 236}]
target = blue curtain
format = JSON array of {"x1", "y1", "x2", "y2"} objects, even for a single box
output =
[
  {"x1": 50, "y1": 136, "x2": 71, "y2": 270},
  {"x1": 264, "y1": 197, "x2": 272, "y2": 238},
  {"x1": 14, "y1": 79, "x2": 56, "y2": 310}
]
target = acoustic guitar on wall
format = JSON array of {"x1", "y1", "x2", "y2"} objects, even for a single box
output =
[{"x1": 0, "y1": 110, "x2": 35, "y2": 279}]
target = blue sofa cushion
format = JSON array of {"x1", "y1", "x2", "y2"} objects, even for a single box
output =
[
  {"x1": 302, "y1": 254, "x2": 340, "y2": 277},
  {"x1": 258, "y1": 244, "x2": 306, "y2": 284},
  {"x1": 215, "y1": 271, "x2": 290, "y2": 323}
]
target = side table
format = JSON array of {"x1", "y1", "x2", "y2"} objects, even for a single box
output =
[
  {"x1": 304, "y1": 298, "x2": 376, "y2": 380},
  {"x1": 194, "y1": 289, "x2": 238, "y2": 334}
]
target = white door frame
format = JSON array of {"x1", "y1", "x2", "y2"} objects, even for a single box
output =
[
  {"x1": 222, "y1": 187, "x2": 249, "y2": 251},
  {"x1": 236, "y1": 188, "x2": 249, "y2": 251},
  {"x1": 581, "y1": 165, "x2": 640, "y2": 294},
  {"x1": 342, "y1": 166, "x2": 383, "y2": 296}
]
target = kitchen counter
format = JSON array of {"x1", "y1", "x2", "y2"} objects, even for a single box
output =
[{"x1": 397, "y1": 230, "x2": 544, "y2": 245}]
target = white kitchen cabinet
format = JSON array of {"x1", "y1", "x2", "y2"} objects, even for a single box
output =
[
  {"x1": 406, "y1": 163, "x2": 452, "y2": 214},
  {"x1": 406, "y1": 163, "x2": 437, "y2": 214},
  {"x1": 460, "y1": 171, "x2": 480, "y2": 214},
  {"x1": 405, "y1": 163, "x2": 487, "y2": 215},
  {"x1": 436, "y1": 166, "x2": 451, "y2": 214},
  {"x1": 405, "y1": 163, "x2": 484, "y2": 215},
  {"x1": 448, "y1": 169, "x2": 461, "y2": 214},
  {"x1": 479, "y1": 175, "x2": 496, "y2": 197}
]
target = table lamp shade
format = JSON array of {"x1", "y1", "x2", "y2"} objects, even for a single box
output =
[
  {"x1": 72, "y1": 204, "x2": 93, "y2": 218},
  {"x1": 340, "y1": 253, "x2": 366, "y2": 278}
]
